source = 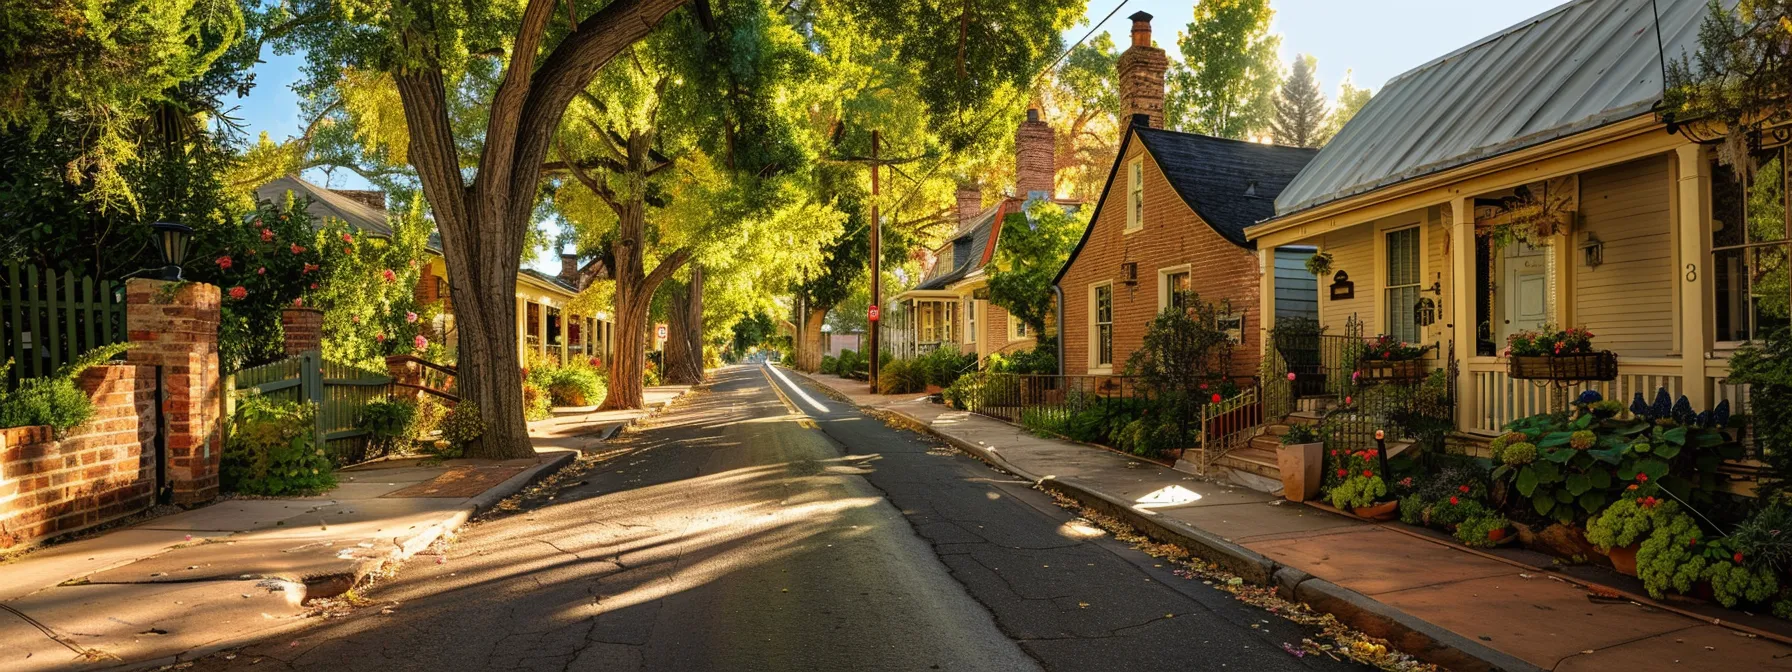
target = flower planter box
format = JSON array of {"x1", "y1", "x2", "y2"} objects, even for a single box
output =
[
  {"x1": 1608, "y1": 543, "x2": 1641, "y2": 576},
  {"x1": 1507, "y1": 351, "x2": 1618, "y2": 381},
  {"x1": 1277, "y1": 442, "x2": 1324, "y2": 502},
  {"x1": 1355, "y1": 359, "x2": 1427, "y2": 384},
  {"x1": 1353, "y1": 500, "x2": 1399, "y2": 521}
]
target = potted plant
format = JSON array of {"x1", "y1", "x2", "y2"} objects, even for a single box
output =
[
  {"x1": 1327, "y1": 449, "x2": 1395, "y2": 520},
  {"x1": 1504, "y1": 326, "x2": 1617, "y2": 381},
  {"x1": 1354, "y1": 335, "x2": 1433, "y2": 384},
  {"x1": 1277, "y1": 423, "x2": 1324, "y2": 502},
  {"x1": 1586, "y1": 496, "x2": 1669, "y2": 576}
]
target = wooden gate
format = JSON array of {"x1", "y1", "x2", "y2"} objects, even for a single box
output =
[
  {"x1": 234, "y1": 351, "x2": 393, "y2": 465},
  {"x1": 1, "y1": 263, "x2": 128, "y2": 389}
]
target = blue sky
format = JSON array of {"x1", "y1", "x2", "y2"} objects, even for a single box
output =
[{"x1": 227, "y1": 0, "x2": 1568, "y2": 270}]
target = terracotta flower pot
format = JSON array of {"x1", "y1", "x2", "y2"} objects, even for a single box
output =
[
  {"x1": 1277, "y1": 442, "x2": 1324, "y2": 502},
  {"x1": 1608, "y1": 543, "x2": 1642, "y2": 577},
  {"x1": 1354, "y1": 500, "x2": 1399, "y2": 521}
]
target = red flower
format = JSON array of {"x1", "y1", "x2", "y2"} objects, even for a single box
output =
[
  {"x1": 302, "y1": 263, "x2": 318, "y2": 274},
  {"x1": 292, "y1": 297, "x2": 304, "y2": 307},
  {"x1": 1211, "y1": 393, "x2": 1222, "y2": 403},
  {"x1": 344, "y1": 246, "x2": 354, "y2": 255},
  {"x1": 261, "y1": 228, "x2": 274, "y2": 242},
  {"x1": 1362, "y1": 470, "x2": 1373, "y2": 478},
  {"x1": 309, "y1": 282, "x2": 319, "y2": 290},
  {"x1": 1459, "y1": 485, "x2": 1471, "y2": 493},
  {"x1": 1337, "y1": 469, "x2": 1348, "y2": 478},
  {"x1": 375, "y1": 333, "x2": 386, "y2": 342},
  {"x1": 1636, "y1": 473, "x2": 1649, "y2": 482},
  {"x1": 382, "y1": 269, "x2": 397, "y2": 283},
  {"x1": 1688, "y1": 538, "x2": 1698, "y2": 547},
  {"x1": 290, "y1": 243, "x2": 305, "y2": 254},
  {"x1": 256, "y1": 267, "x2": 266, "y2": 275},
  {"x1": 227, "y1": 286, "x2": 247, "y2": 300},
  {"x1": 1330, "y1": 450, "x2": 1339, "y2": 457},
  {"x1": 1735, "y1": 553, "x2": 1746, "y2": 564},
  {"x1": 341, "y1": 232, "x2": 354, "y2": 243},
  {"x1": 215, "y1": 255, "x2": 232, "y2": 270},
  {"x1": 1450, "y1": 496, "x2": 1460, "y2": 506},
  {"x1": 1626, "y1": 484, "x2": 1639, "y2": 491}
]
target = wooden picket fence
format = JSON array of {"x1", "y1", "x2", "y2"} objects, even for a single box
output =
[
  {"x1": 1, "y1": 263, "x2": 129, "y2": 389},
  {"x1": 234, "y1": 351, "x2": 394, "y2": 465}
]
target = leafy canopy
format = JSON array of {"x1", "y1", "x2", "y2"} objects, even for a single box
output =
[{"x1": 987, "y1": 202, "x2": 1088, "y2": 336}]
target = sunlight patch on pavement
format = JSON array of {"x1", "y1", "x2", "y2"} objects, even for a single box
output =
[
  {"x1": 1058, "y1": 520, "x2": 1107, "y2": 538},
  {"x1": 764, "y1": 363, "x2": 830, "y2": 415},
  {"x1": 1133, "y1": 485, "x2": 1203, "y2": 510}
]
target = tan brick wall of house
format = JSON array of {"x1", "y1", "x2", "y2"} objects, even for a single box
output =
[
  {"x1": 1058, "y1": 136, "x2": 1263, "y2": 381},
  {"x1": 0, "y1": 364, "x2": 158, "y2": 548}
]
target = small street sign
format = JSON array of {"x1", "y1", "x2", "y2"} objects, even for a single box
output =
[{"x1": 868, "y1": 305, "x2": 880, "y2": 322}]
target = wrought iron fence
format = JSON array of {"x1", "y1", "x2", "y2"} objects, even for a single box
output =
[{"x1": 1264, "y1": 315, "x2": 1457, "y2": 451}]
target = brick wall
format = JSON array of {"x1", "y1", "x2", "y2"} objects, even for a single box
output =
[
  {"x1": 1117, "y1": 13, "x2": 1169, "y2": 130},
  {"x1": 1057, "y1": 135, "x2": 1262, "y2": 380},
  {"x1": 1015, "y1": 109, "x2": 1056, "y2": 197},
  {"x1": 0, "y1": 365, "x2": 158, "y2": 549}
]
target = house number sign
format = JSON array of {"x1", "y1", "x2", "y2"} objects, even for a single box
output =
[{"x1": 1329, "y1": 270, "x2": 1355, "y2": 300}]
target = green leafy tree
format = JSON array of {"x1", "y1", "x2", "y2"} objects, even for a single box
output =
[
  {"x1": 1271, "y1": 54, "x2": 1326, "y2": 148},
  {"x1": 1044, "y1": 32, "x2": 1122, "y2": 201},
  {"x1": 1662, "y1": 0, "x2": 1791, "y2": 168},
  {"x1": 1165, "y1": 0, "x2": 1282, "y2": 139},
  {"x1": 1316, "y1": 71, "x2": 1372, "y2": 145},
  {"x1": 987, "y1": 202, "x2": 1087, "y2": 337}
]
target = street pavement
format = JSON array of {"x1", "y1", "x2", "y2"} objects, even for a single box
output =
[{"x1": 180, "y1": 365, "x2": 1362, "y2": 671}]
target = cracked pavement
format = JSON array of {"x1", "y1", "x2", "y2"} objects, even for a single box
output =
[{"x1": 180, "y1": 365, "x2": 1365, "y2": 671}]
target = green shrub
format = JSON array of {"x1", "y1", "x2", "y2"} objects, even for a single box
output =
[
  {"x1": 643, "y1": 366, "x2": 661, "y2": 387},
  {"x1": 820, "y1": 355, "x2": 838, "y2": 375},
  {"x1": 523, "y1": 383, "x2": 552, "y2": 420},
  {"x1": 1019, "y1": 407, "x2": 1066, "y2": 437},
  {"x1": 437, "y1": 401, "x2": 483, "y2": 457},
  {"x1": 878, "y1": 358, "x2": 926, "y2": 395},
  {"x1": 1455, "y1": 513, "x2": 1510, "y2": 548},
  {"x1": 221, "y1": 395, "x2": 334, "y2": 496},
  {"x1": 0, "y1": 343, "x2": 131, "y2": 432},
  {"x1": 915, "y1": 347, "x2": 975, "y2": 388},
  {"x1": 1281, "y1": 423, "x2": 1321, "y2": 445},
  {"x1": 1637, "y1": 509, "x2": 1708, "y2": 599},
  {"x1": 1587, "y1": 496, "x2": 1675, "y2": 551},
  {"x1": 1325, "y1": 449, "x2": 1388, "y2": 510},
  {"x1": 987, "y1": 347, "x2": 1057, "y2": 375},
  {"x1": 359, "y1": 398, "x2": 418, "y2": 455},
  {"x1": 1729, "y1": 503, "x2": 1792, "y2": 573}
]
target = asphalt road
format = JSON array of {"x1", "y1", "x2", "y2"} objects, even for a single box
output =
[{"x1": 184, "y1": 365, "x2": 1365, "y2": 672}]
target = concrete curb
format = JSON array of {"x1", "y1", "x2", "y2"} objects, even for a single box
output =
[{"x1": 827, "y1": 383, "x2": 1543, "y2": 672}]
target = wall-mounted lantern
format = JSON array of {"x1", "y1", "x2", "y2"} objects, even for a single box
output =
[{"x1": 1579, "y1": 232, "x2": 1604, "y2": 268}]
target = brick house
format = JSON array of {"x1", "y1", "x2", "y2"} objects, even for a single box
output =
[
  {"x1": 258, "y1": 176, "x2": 612, "y2": 365},
  {"x1": 886, "y1": 106, "x2": 1079, "y2": 363},
  {"x1": 1054, "y1": 12, "x2": 1319, "y2": 381}
]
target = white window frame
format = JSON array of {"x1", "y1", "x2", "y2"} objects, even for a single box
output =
[
  {"x1": 1381, "y1": 225, "x2": 1423, "y2": 343},
  {"x1": 1125, "y1": 157, "x2": 1144, "y2": 233},
  {"x1": 1157, "y1": 264, "x2": 1192, "y2": 312},
  {"x1": 1090, "y1": 281, "x2": 1115, "y2": 372},
  {"x1": 965, "y1": 298, "x2": 978, "y2": 345}
]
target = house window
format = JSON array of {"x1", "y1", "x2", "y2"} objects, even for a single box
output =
[
  {"x1": 1384, "y1": 227, "x2": 1422, "y2": 343},
  {"x1": 1713, "y1": 146, "x2": 1790, "y2": 342},
  {"x1": 1126, "y1": 158, "x2": 1144, "y2": 232},
  {"x1": 1013, "y1": 319, "x2": 1028, "y2": 339},
  {"x1": 1160, "y1": 268, "x2": 1191, "y2": 311},
  {"x1": 966, "y1": 300, "x2": 978, "y2": 345},
  {"x1": 1093, "y1": 283, "x2": 1114, "y2": 367}
]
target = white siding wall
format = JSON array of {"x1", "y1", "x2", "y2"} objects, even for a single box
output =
[{"x1": 1574, "y1": 155, "x2": 1675, "y2": 357}]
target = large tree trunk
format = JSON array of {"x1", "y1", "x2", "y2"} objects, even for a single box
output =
[
  {"x1": 664, "y1": 264, "x2": 704, "y2": 384},
  {"x1": 794, "y1": 307, "x2": 828, "y2": 372},
  {"x1": 384, "y1": 0, "x2": 688, "y2": 458},
  {"x1": 596, "y1": 135, "x2": 692, "y2": 410}
]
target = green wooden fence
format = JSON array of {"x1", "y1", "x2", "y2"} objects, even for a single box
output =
[
  {"x1": 1, "y1": 263, "x2": 129, "y2": 389},
  {"x1": 234, "y1": 351, "x2": 394, "y2": 465}
]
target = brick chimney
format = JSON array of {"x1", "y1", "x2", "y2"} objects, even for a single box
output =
[
  {"x1": 956, "y1": 182, "x2": 983, "y2": 227},
  {"x1": 1014, "y1": 105, "x2": 1055, "y2": 199},
  {"x1": 332, "y1": 189, "x2": 387, "y2": 211},
  {"x1": 560, "y1": 253, "x2": 580, "y2": 286},
  {"x1": 1116, "y1": 12, "x2": 1168, "y2": 129}
]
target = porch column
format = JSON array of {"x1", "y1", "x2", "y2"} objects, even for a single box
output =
[
  {"x1": 1258, "y1": 247, "x2": 1275, "y2": 363},
  {"x1": 1675, "y1": 144, "x2": 1712, "y2": 407},
  {"x1": 514, "y1": 297, "x2": 527, "y2": 362},
  {"x1": 1449, "y1": 196, "x2": 1477, "y2": 433},
  {"x1": 536, "y1": 301, "x2": 549, "y2": 360}
]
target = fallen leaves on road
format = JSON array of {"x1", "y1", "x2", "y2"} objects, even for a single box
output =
[{"x1": 1046, "y1": 490, "x2": 1438, "y2": 672}]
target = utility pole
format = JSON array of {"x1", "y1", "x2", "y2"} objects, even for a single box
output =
[{"x1": 867, "y1": 130, "x2": 882, "y2": 393}]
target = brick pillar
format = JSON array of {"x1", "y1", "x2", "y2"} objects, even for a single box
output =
[
  {"x1": 125, "y1": 279, "x2": 222, "y2": 505},
  {"x1": 1015, "y1": 107, "x2": 1055, "y2": 198},
  {"x1": 1116, "y1": 11, "x2": 1168, "y2": 130},
  {"x1": 280, "y1": 307, "x2": 324, "y2": 355}
]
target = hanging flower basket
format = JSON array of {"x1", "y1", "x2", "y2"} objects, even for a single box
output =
[
  {"x1": 1507, "y1": 351, "x2": 1618, "y2": 381},
  {"x1": 1356, "y1": 359, "x2": 1429, "y2": 383}
]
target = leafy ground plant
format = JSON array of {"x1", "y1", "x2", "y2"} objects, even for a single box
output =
[
  {"x1": 0, "y1": 343, "x2": 131, "y2": 432},
  {"x1": 222, "y1": 394, "x2": 334, "y2": 496}
]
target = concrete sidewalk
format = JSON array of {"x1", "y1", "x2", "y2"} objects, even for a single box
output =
[
  {"x1": 0, "y1": 385, "x2": 691, "y2": 671},
  {"x1": 796, "y1": 370, "x2": 1792, "y2": 672}
]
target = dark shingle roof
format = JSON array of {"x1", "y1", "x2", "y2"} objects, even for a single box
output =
[
  {"x1": 915, "y1": 208, "x2": 998, "y2": 290},
  {"x1": 1131, "y1": 127, "x2": 1319, "y2": 247}
]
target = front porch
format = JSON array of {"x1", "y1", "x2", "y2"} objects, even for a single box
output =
[
  {"x1": 516, "y1": 296, "x2": 610, "y2": 366},
  {"x1": 1255, "y1": 137, "x2": 1786, "y2": 440},
  {"x1": 884, "y1": 292, "x2": 964, "y2": 360}
]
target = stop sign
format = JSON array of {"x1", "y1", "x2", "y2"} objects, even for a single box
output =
[{"x1": 867, "y1": 304, "x2": 880, "y2": 322}]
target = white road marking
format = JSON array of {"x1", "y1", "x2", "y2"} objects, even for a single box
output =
[{"x1": 764, "y1": 363, "x2": 830, "y2": 415}]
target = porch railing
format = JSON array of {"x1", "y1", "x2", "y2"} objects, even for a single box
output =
[
  {"x1": 1186, "y1": 387, "x2": 1263, "y2": 475},
  {"x1": 1464, "y1": 356, "x2": 1685, "y2": 434}
]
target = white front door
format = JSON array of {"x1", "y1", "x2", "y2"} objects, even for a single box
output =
[{"x1": 1499, "y1": 243, "x2": 1549, "y2": 344}]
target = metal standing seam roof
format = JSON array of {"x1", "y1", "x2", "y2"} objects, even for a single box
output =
[{"x1": 1271, "y1": 0, "x2": 1725, "y2": 217}]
